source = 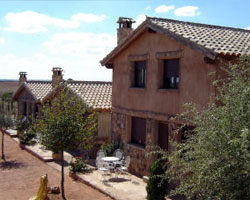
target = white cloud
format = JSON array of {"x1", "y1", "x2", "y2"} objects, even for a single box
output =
[
  {"x1": 3, "y1": 11, "x2": 107, "y2": 34},
  {"x1": 41, "y1": 32, "x2": 116, "y2": 56},
  {"x1": 71, "y1": 13, "x2": 107, "y2": 23},
  {"x1": 134, "y1": 14, "x2": 147, "y2": 28},
  {"x1": 246, "y1": 26, "x2": 250, "y2": 30},
  {"x1": 0, "y1": 38, "x2": 5, "y2": 45},
  {"x1": 4, "y1": 11, "x2": 80, "y2": 33},
  {"x1": 0, "y1": 50, "x2": 112, "y2": 82},
  {"x1": 39, "y1": 32, "x2": 115, "y2": 80},
  {"x1": 174, "y1": 6, "x2": 200, "y2": 17},
  {"x1": 0, "y1": 31, "x2": 116, "y2": 81},
  {"x1": 145, "y1": 6, "x2": 151, "y2": 10},
  {"x1": 155, "y1": 5, "x2": 175, "y2": 14}
]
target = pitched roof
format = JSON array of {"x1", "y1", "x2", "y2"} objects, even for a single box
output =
[
  {"x1": 14, "y1": 80, "x2": 112, "y2": 111},
  {"x1": 13, "y1": 81, "x2": 52, "y2": 101},
  {"x1": 26, "y1": 81, "x2": 52, "y2": 100},
  {"x1": 67, "y1": 81, "x2": 112, "y2": 111},
  {"x1": 43, "y1": 81, "x2": 112, "y2": 111},
  {"x1": 148, "y1": 17, "x2": 250, "y2": 57},
  {"x1": 101, "y1": 16, "x2": 250, "y2": 66}
]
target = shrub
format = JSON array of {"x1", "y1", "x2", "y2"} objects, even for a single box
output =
[
  {"x1": 69, "y1": 154, "x2": 88, "y2": 173},
  {"x1": 18, "y1": 126, "x2": 36, "y2": 145},
  {"x1": 16, "y1": 116, "x2": 30, "y2": 133},
  {"x1": 101, "y1": 140, "x2": 123, "y2": 156},
  {"x1": 146, "y1": 160, "x2": 168, "y2": 200}
]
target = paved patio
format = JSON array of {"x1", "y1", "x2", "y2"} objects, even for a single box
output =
[{"x1": 6, "y1": 129, "x2": 148, "y2": 200}]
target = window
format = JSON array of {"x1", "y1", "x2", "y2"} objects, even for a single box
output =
[
  {"x1": 163, "y1": 59, "x2": 179, "y2": 89},
  {"x1": 134, "y1": 61, "x2": 146, "y2": 88},
  {"x1": 131, "y1": 117, "x2": 146, "y2": 147},
  {"x1": 181, "y1": 125, "x2": 195, "y2": 143},
  {"x1": 23, "y1": 102, "x2": 27, "y2": 116}
]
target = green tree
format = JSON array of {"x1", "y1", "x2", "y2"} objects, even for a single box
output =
[
  {"x1": 34, "y1": 86, "x2": 97, "y2": 200},
  {"x1": 159, "y1": 56, "x2": 250, "y2": 199},
  {"x1": 0, "y1": 113, "x2": 14, "y2": 160},
  {"x1": 0, "y1": 92, "x2": 15, "y2": 116},
  {"x1": 146, "y1": 160, "x2": 168, "y2": 200}
]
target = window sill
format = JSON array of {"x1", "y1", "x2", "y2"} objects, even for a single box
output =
[
  {"x1": 129, "y1": 87, "x2": 146, "y2": 90},
  {"x1": 158, "y1": 88, "x2": 179, "y2": 92},
  {"x1": 128, "y1": 143, "x2": 146, "y2": 150}
]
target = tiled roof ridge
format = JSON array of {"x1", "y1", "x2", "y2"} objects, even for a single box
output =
[
  {"x1": 147, "y1": 16, "x2": 250, "y2": 33},
  {"x1": 67, "y1": 80, "x2": 112, "y2": 85},
  {"x1": 26, "y1": 80, "x2": 52, "y2": 84},
  {"x1": 26, "y1": 80, "x2": 112, "y2": 85}
]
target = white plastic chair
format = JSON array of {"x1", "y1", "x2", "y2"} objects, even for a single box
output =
[
  {"x1": 114, "y1": 149, "x2": 123, "y2": 160},
  {"x1": 114, "y1": 149, "x2": 123, "y2": 167},
  {"x1": 96, "y1": 159, "x2": 110, "y2": 182},
  {"x1": 97, "y1": 150, "x2": 106, "y2": 159},
  {"x1": 118, "y1": 156, "x2": 131, "y2": 180}
]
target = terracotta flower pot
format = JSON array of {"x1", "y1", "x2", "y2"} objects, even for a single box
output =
[
  {"x1": 18, "y1": 140, "x2": 24, "y2": 149},
  {"x1": 69, "y1": 171, "x2": 77, "y2": 180},
  {"x1": 52, "y1": 152, "x2": 62, "y2": 161}
]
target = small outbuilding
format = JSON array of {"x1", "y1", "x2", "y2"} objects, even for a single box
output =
[{"x1": 13, "y1": 68, "x2": 112, "y2": 146}]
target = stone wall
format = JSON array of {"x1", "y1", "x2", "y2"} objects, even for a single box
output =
[{"x1": 111, "y1": 112, "x2": 158, "y2": 177}]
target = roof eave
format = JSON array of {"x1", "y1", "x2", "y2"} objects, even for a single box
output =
[
  {"x1": 13, "y1": 83, "x2": 38, "y2": 102},
  {"x1": 100, "y1": 20, "x2": 149, "y2": 68},
  {"x1": 93, "y1": 108, "x2": 111, "y2": 112}
]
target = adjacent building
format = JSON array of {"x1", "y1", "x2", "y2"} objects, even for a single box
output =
[
  {"x1": 101, "y1": 17, "x2": 250, "y2": 176},
  {"x1": 13, "y1": 68, "x2": 112, "y2": 146}
]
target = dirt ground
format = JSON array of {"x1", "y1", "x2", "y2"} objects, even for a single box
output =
[{"x1": 0, "y1": 132, "x2": 112, "y2": 200}]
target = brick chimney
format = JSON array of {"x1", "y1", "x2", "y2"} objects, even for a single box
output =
[
  {"x1": 19, "y1": 72, "x2": 27, "y2": 85},
  {"x1": 52, "y1": 67, "x2": 63, "y2": 88},
  {"x1": 117, "y1": 17, "x2": 135, "y2": 45}
]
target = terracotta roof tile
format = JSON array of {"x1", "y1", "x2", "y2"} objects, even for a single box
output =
[
  {"x1": 23, "y1": 80, "x2": 112, "y2": 110},
  {"x1": 67, "y1": 81, "x2": 112, "y2": 111},
  {"x1": 101, "y1": 17, "x2": 250, "y2": 66},
  {"x1": 25, "y1": 81, "x2": 52, "y2": 100},
  {"x1": 148, "y1": 17, "x2": 250, "y2": 56}
]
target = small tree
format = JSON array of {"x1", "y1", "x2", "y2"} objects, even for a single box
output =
[
  {"x1": 164, "y1": 56, "x2": 250, "y2": 199},
  {"x1": 34, "y1": 86, "x2": 96, "y2": 200},
  {"x1": 146, "y1": 160, "x2": 168, "y2": 200},
  {"x1": 0, "y1": 113, "x2": 14, "y2": 160}
]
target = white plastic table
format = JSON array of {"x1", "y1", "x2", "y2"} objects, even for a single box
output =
[{"x1": 102, "y1": 156, "x2": 119, "y2": 162}]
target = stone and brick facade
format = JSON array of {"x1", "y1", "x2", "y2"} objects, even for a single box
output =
[{"x1": 101, "y1": 17, "x2": 250, "y2": 176}]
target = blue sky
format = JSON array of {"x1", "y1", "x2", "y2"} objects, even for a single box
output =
[{"x1": 0, "y1": 0, "x2": 249, "y2": 81}]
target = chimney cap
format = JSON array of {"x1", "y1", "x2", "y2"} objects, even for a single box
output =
[
  {"x1": 52, "y1": 67, "x2": 63, "y2": 71},
  {"x1": 19, "y1": 72, "x2": 27, "y2": 75},
  {"x1": 117, "y1": 17, "x2": 135, "y2": 24}
]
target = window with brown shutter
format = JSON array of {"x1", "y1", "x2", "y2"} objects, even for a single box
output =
[
  {"x1": 131, "y1": 117, "x2": 146, "y2": 147},
  {"x1": 163, "y1": 59, "x2": 179, "y2": 89}
]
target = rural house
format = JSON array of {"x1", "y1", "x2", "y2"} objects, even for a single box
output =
[
  {"x1": 13, "y1": 71, "x2": 52, "y2": 119},
  {"x1": 100, "y1": 16, "x2": 250, "y2": 176},
  {"x1": 13, "y1": 68, "x2": 112, "y2": 146}
]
